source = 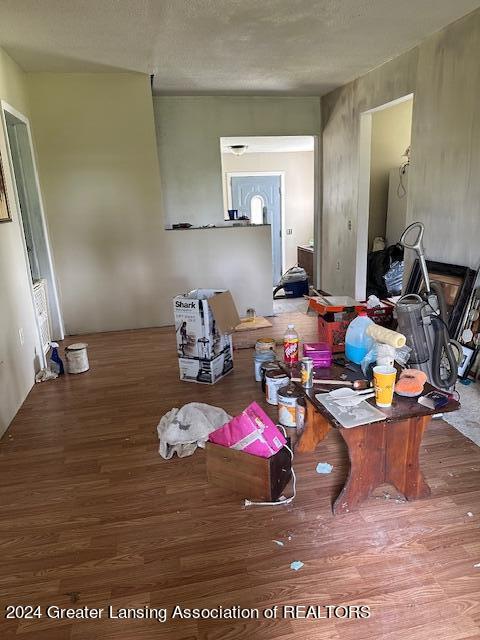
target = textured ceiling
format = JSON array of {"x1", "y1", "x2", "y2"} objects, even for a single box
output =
[
  {"x1": 221, "y1": 136, "x2": 314, "y2": 153},
  {"x1": 0, "y1": 0, "x2": 479, "y2": 95}
]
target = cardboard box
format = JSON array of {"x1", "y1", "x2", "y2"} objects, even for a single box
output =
[
  {"x1": 173, "y1": 289, "x2": 240, "y2": 384},
  {"x1": 206, "y1": 442, "x2": 292, "y2": 501},
  {"x1": 177, "y1": 346, "x2": 233, "y2": 384}
]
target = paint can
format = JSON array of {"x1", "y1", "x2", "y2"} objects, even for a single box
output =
[
  {"x1": 265, "y1": 369, "x2": 289, "y2": 405},
  {"x1": 300, "y1": 357, "x2": 314, "y2": 389},
  {"x1": 296, "y1": 397, "x2": 306, "y2": 433},
  {"x1": 254, "y1": 349, "x2": 276, "y2": 382},
  {"x1": 65, "y1": 343, "x2": 89, "y2": 374},
  {"x1": 255, "y1": 337, "x2": 276, "y2": 353},
  {"x1": 261, "y1": 361, "x2": 281, "y2": 393},
  {"x1": 277, "y1": 385, "x2": 301, "y2": 428}
]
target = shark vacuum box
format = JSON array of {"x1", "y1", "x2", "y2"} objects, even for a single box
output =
[{"x1": 173, "y1": 289, "x2": 240, "y2": 384}]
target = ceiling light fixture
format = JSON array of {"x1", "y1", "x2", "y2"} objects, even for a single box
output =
[{"x1": 229, "y1": 144, "x2": 248, "y2": 156}]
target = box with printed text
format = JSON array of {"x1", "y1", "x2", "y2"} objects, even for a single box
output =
[{"x1": 173, "y1": 289, "x2": 240, "y2": 384}]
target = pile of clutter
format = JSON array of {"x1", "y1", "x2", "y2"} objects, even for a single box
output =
[
  {"x1": 36, "y1": 342, "x2": 89, "y2": 382},
  {"x1": 157, "y1": 400, "x2": 293, "y2": 504}
]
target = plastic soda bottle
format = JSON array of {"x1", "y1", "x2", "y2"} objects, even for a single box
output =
[{"x1": 283, "y1": 324, "x2": 299, "y2": 364}]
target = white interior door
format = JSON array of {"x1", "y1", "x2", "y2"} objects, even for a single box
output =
[{"x1": 2, "y1": 103, "x2": 64, "y2": 340}]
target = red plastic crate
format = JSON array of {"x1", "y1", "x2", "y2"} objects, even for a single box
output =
[
  {"x1": 317, "y1": 312, "x2": 356, "y2": 353},
  {"x1": 359, "y1": 300, "x2": 395, "y2": 327}
]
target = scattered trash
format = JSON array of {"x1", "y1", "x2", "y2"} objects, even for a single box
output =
[
  {"x1": 467, "y1": 512, "x2": 474, "y2": 517},
  {"x1": 157, "y1": 403, "x2": 231, "y2": 459},
  {"x1": 316, "y1": 462, "x2": 333, "y2": 474},
  {"x1": 474, "y1": 563, "x2": 480, "y2": 568},
  {"x1": 290, "y1": 561, "x2": 304, "y2": 571},
  {"x1": 210, "y1": 402, "x2": 286, "y2": 457},
  {"x1": 273, "y1": 540, "x2": 284, "y2": 547},
  {"x1": 288, "y1": 536, "x2": 292, "y2": 541},
  {"x1": 35, "y1": 368, "x2": 58, "y2": 383}
]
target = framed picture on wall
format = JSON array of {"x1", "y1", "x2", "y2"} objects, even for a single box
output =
[{"x1": 0, "y1": 150, "x2": 12, "y2": 223}]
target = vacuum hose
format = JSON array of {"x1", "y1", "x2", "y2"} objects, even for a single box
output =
[{"x1": 429, "y1": 281, "x2": 458, "y2": 389}]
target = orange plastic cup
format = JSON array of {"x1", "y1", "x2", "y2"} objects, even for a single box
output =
[{"x1": 373, "y1": 365, "x2": 397, "y2": 408}]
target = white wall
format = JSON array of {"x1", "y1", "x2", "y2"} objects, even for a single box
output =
[
  {"x1": 0, "y1": 48, "x2": 42, "y2": 436},
  {"x1": 27, "y1": 75, "x2": 273, "y2": 335},
  {"x1": 165, "y1": 226, "x2": 273, "y2": 318},
  {"x1": 221, "y1": 151, "x2": 314, "y2": 271},
  {"x1": 154, "y1": 96, "x2": 320, "y2": 228},
  {"x1": 368, "y1": 99, "x2": 413, "y2": 248},
  {"x1": 321, "y1": 8, "x2": 480, "y2": 295}
]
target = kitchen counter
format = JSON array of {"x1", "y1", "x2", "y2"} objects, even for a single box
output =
[{"x1": 298, "y1": 245, "x2": 314, "y2": 283}]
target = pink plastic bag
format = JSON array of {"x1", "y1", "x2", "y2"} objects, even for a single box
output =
[{"x1": 209, "y1": 402, "x2": 286, "y2": 458}]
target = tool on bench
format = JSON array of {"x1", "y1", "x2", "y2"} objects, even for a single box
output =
[{"x1": 290, "y1": 377, "x2": 371, "y2": 390}]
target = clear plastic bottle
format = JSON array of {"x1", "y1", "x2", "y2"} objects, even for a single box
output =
[
  {"x1": 345, "y1": 312, "x2": 374, "y2": 364},
  {"x1": 283, "y1": 324, "x2": 299, "y2": 364},
  {"x1": 49, "y1": 342, "x2": 65, "y2": 375}
]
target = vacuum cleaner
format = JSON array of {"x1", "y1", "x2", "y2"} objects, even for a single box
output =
[
  {"x1": 396, "y1": 222, "x2": 459, "y2": 390},
  {"x1": 273, "y1": 267, "x2": 309, "y2": 299}
]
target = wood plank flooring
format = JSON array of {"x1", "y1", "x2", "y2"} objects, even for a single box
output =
[{"x1": 1, "y1": 317, "x2": 480, "y2": 639}]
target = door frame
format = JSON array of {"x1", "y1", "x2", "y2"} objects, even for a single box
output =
[
  {"x1": 1, "y1": 101, "x2": 65, "y2": 358},
  {"x1": 355, "y1": 93, "x2": 414, "y2": 300},
  {"x1": 226, "y1": 171, "x2": 286, "y2": 274}
]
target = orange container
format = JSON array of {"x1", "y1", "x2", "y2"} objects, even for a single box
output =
[{"x1": 309, "y1": 296, "x2": 363, "y2": 353}]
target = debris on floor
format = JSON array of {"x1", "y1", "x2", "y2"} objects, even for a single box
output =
[
  {"x1": 290, "y1": 561, "x2": 304, "y2": 571},
  {"x1": 35, "y1": 368, "x2": 58, "y2": 383},
  {"x1": 272, "y1": 540, "x2": 284, "y2": 547},
  {"x1": 209, "y1": 402, "x2": 286, "y2": 457},
  {"x1": 157, "y1": 402, "x2": 231, "y2": 459},
  {"x1": 316, "y1": 462, "x2": 333, "y2": 474},
  {"x1": 467, "y1": 512, "x2": 474, "y2": 517}
]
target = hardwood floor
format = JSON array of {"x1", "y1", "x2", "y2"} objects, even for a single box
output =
[{"x1": 1, "y1": 318, "x2": 480, "y2": 639}]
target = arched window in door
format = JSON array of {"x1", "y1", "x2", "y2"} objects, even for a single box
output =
[{"x1": 250, "y1": 194, "x2": 265, "y2": 225}]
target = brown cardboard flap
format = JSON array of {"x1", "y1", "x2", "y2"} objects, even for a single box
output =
[{"x1": 209, "y1": 291, "x2": 241, "y2": 334}]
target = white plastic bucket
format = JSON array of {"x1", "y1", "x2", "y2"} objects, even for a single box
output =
[{"x1": 65, "y1": 343, "x2": 89, "y2": 374}]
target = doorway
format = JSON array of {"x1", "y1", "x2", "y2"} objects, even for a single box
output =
[
  {"x1": 1, "y1": 102, "x2": 64, "y2": 357},
  {"x1": 220, "y1": 135, "x2": 316, "y2": 297},
  {"x1": 229, "y1": 173, "x2": 283, "y2": 285},
  {"x1": 356, "y1": 94, "x2": 413, "y2": 300}
]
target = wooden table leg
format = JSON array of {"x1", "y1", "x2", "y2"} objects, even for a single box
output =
[
  {"x1": 385, "y1": 416, "x2": 431, "y2": 501},
  {"x1": 333, "y1": 415, "x2": 432, "y2": 515},
  {"x1": 333, "y1": 421, "x2": 386, "y2": 514},
  {"x1": 296, "y1": 399, "x2": 331, "y2": 453}
]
